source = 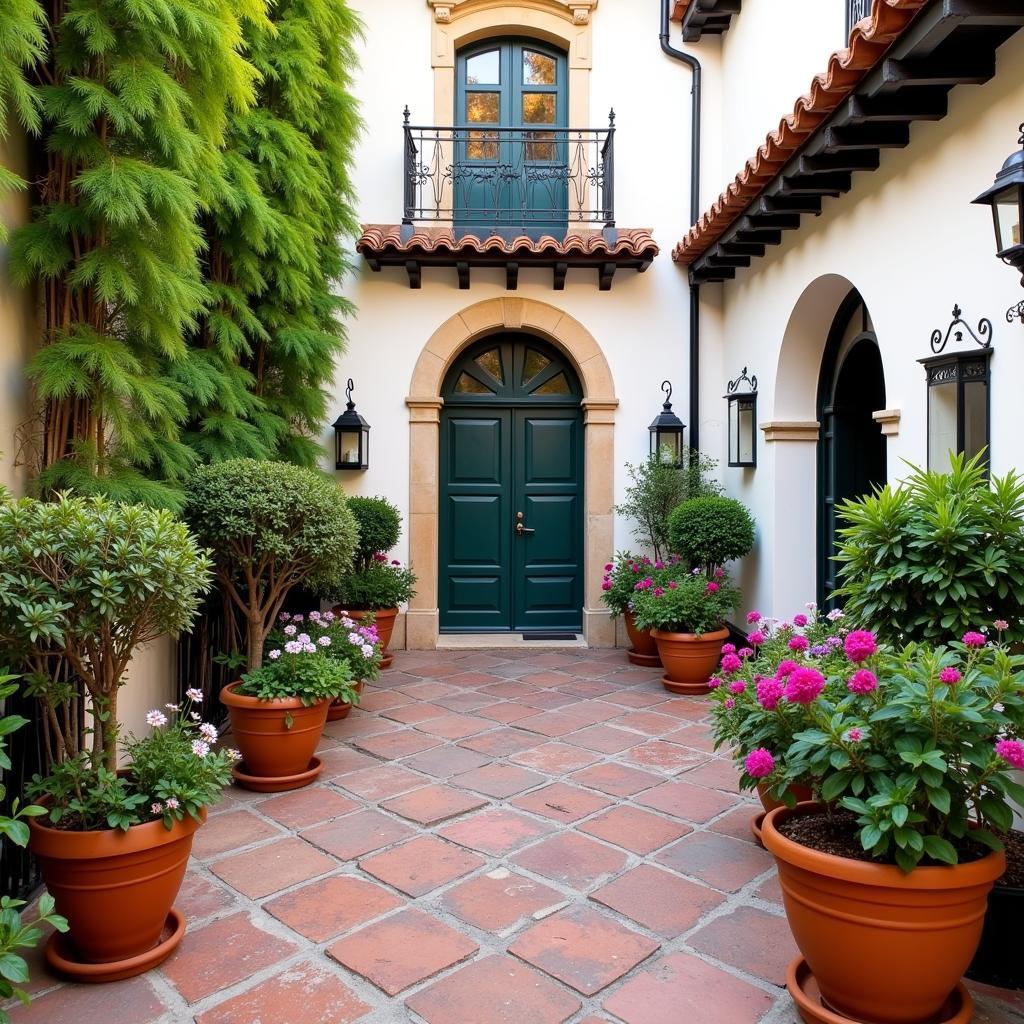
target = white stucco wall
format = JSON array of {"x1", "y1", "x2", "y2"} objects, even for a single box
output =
[{"x1": 699, "y1": 28, "x2": 1024, "y2": 623}]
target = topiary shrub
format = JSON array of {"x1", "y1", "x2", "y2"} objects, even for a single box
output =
[
  {"x1": 184, "y1": 460, "x2": 357, "y2": 669},
  {"x1": 834, "y1": 452, "x2": 1024, "y2": 645},
  {"x1": 348, "y1": 496, "x2": 402, "y2": 570},
  {"x1": 668, "y1": 495, "x2": 755, "y2": 575}
]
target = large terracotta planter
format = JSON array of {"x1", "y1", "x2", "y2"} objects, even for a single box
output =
[
  {"x1": 29, "y1": 809, "x2": 203, "y2": 979},
  {"x1": 221, "y1": 682, "x2": 329, "y2": 791},
  {"x1": 333, "y1": 605, "x2": 398, "y2": 669},
  {"x1": 763, "y1": 802, "x2": 1004, "y2": 1024},
  {"x1": 624, "y1": 610, "x2": 661, "y2": 667},
  {"x1": 650, "y1": 626, "x2": 729, "y2": 694},
  {"x1": 327, "y1": 679, "x2": 365, "y2": 722},
  {"x1": 750, "y1": 782, "x2": 814, "y2": 845}
]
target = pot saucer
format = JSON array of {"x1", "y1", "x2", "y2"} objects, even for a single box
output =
[
  {"x1": 232, "y1": 755, "x2": 323, "y2": 793},
  {"x1": 660, "y1": 675, "x2": 711, "y2": 696},
  {"x1": 787, "y1": 957, "x2": 972, "y2": 1024},
  {"x1": 627, "y1": 649, "x2": 662, "y2": 667},
  {"x1": 46, "y1": 907, "x2": 185, "y2": 983},
  {"x1": 380, "y1": 654, "x2": 394, "y2": 670},
  {"x1": 750, "y1": 810, "x2": 766, "y2": 846},
  {"x1": 326, "y1": 700, "x2": 353, "y2": 722}
]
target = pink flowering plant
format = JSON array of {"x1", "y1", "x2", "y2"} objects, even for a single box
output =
[
  {"x1": 630, "y1": 568, "x2": 739, "y2": 635},
  {"x1": 716, "y1": 615, "x2": 1024, "y2": 871},
  {"x1": 27, "y1": 691, "x2": 236, "y2": 832},
  {"x1": 268, "y1": 608, "x2": 382, "y2": 690},
  {"x1": 329, "y1": 554, "x2": 417, "y2": 610},
  {"x1": 599, "y1": 552, "x2": 686, "y2": 617}
]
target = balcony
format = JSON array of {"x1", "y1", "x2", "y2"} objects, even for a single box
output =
[{"x1": 356, "y1": 111, "x2": 659, "y2": 291}]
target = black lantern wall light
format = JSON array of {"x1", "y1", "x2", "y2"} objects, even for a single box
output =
[
  {"x1": 973, "y1": 123, "x2": 1024, "y2": 324},
  {"x1": 724, "y1": 368, "x2": 758, "y2": 468},
  {"x1": 649, "y1": 381, "x2": 686, "y2": 467},
  {"x1": 921, "y1": 306, "x2": 992, "y2": 472},
  {"x1": 332, "y1": 379, "x2": 370, "y2": 470}
]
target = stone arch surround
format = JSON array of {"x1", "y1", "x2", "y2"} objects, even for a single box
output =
[{"x1": 405, "y1": 296, "x2": 617, "y2": 649}]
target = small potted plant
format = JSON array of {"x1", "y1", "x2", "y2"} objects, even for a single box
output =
[
  {"x1": 327, "y1": 496, "x2": 416, "y2": 669},
  {"x1": 601, "y1": 553, "x2": 663, "y2": 666},
  {"x1": 0, "y1": 494, "x2": 227, "y2": 982},
  {"x1": 630, "y1": 568, "x2": 738, "y2": 694},
  {"x1": 268, "y1": 609, "x2": 382, "y2": 721},
  {"x1": 752, "y1": 629, "x2": 1018, "y2": 1024}
]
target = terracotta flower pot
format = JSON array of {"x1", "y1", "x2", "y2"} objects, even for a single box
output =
[
  {"x1": 326, "y1": 679, "x2": 364, "y2": 722},
  {"x1": 333, "y1": 605, "x2": 398, "y2": 669},
  {"x1": 221, "y1": 682, "x2": 329, "y2": 789},
  {"x1": 750, "y1": 782, "x2": 815, "y2": 845},
  {"x1": 763, "y1": 802, "x2": 1004, "y2": 1024},
  {"x1": 650, "y1": 626, "x2": 729, "y2": 694},
  {"x1": 28, "y1": 809, "x2": 204, "y2": 976},
  {"x1": 624, "y1": 610, "x2": 662, "y2": 667}
]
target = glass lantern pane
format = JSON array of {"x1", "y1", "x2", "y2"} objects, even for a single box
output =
[
  {"x1": 338, "y1": 431, "x2": 361, "y2": 464},
  {"x1": 466, "y1": 50, "x2": 500, "y2": 85},
  {"x1": 656, "y1": 431, "x2": 683, "y2": 464},
  {"x1": 738, "y1": 402, "x2": 755, "y2": 465},
  {"x1": 993, "y1": 186, "x2": 1022, "y2": 252},
  {"x1": 728, "y1": 401, "x2": 739, "y2": 465},
  {"x1": 927, "y1": 380, "x2": 958, "y2": 471},
  {"x1": 963, "y1": 379, "x2": 988, "y2": 462}
]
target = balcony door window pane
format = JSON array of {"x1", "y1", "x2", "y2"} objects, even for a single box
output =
[
  {"x1": 523, "y1": 50, "x2": 556, "y2": 85},
  {"x1": 466, "y1": 49, "x2": 500, "y2": 85}
]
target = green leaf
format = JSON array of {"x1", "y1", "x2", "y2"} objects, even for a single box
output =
[{"x1": 922, "y1": 835, "x2": 957, "y2": 864}]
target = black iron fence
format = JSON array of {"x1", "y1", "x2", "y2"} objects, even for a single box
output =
[
  {"x1": 847, "y1": 0, "x2": 871, "y2": 36},
  {"x1": 402, "y1": 110, "x2": 615, "y2": 233}
]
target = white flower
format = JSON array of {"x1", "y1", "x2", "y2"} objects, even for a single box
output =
[
  {"x1": 284, "y1": 640, "x2": 302, "y2": 654},
  {"x1": 227, "y1": 748, "x2": 242, "y2": 761},
  {"x1": 146, "y1": 709, "x2": 168, "y2": 728},
  {"x1": 292, "y1": 614, "x2": 304, "y2": 623},
  {"x1": 322, "y1": 610, "x2": 335, "y2": 622},
  {"x1": 309, "y1": 610, "x2": 322, "y2": 622},
  {"x1": 186, "y1": 687, "x2": 203, "y2": 702},
  {"x1": 348, "y1": 632, "x2": 362, "y2": 646},
  {"x1": 341, "y1": 617, "x2": 355, "y2": 629},
  {"x1": 190, "y1": 711, "x2": 201, "y2": 721},
  {"x1": 150, "y1": 802, "x2": 163, "y2": 815},
  {"x1": 165, "y1": 797, "x2": 180, "y2": 810},
  {"x1": 297, "y1": 633, "x2": 311, "y2": 644},
  {"x1": 165, "y1": 702, "x2": 178, "y2": 711},
  {"x1": 269, "y1": 649, "x2": 281, "y2": 660},
  {"x1": 191, "y1": 739, "x2": 210, "y2": 757},
  {"x1": 279, "y1": 611, "x2": 291, "y2": 622},
  {"x1": 318, "y1": 636, "x2": 332, "y2": 647},
  {"x1": 303, "y1": 643, "x2": 317, "y2": 654},
  {"x1": 361, "y1": 644, "x2": 374, "y2": 658},
  {"x1": 805, "y1": 602, "x2": 817, "y2": 610},
  {"x1": 284, "y1": 624, "x2": 297, "y2": 636},
  {"x1": 826, "y1": 608, "x2": 845, "y2": 621},
  {"x1": 199, "y1": 722, "x2": 218, "y2": 742}
]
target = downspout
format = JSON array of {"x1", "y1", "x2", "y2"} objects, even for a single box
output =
[{"x1": 660, "y1": 0, "x2": 702, "y2": 452}]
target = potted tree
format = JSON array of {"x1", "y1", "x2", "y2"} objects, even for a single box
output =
[
  {"x1": 753, "y1": 629, "x2": 1019, "y2": 1023},
  {"x1": 184, "y1": 460, "x2": 359, "y2": 789},
  {"x1": 0, "y1": 494, "x2": 231, "y2": 982},
  {"x1": 327, "y1": 496, "x2": 416, "y2": 669}
]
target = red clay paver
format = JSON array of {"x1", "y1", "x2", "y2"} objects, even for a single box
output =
[
  {"x1": 515, "y1": 710, "x2": 592, "y2": 737},
  {"x1": 707, "y1": 802, "x2": 762, "y2": 844},
  {"x1": 10, "y1": 977, "x2": 167, "y2": 1024},
  {"x1": 359, "y1": 835, "x2": 484, "y2": 896},
  {"x1": 578, "y1": 804, "x2": 690, "y2": 854},
  {"x1": 380, "y1": 783, "x2": 487, "y2": 825},
  {"x1": 174, "y1": 873, "x2": 237, "y2": 921},
  {"x1": 568, "y1": 761, "x2": 662, "y2": 797},
  {"x1": 327, "y1": 908, "x2": 478, "y2": 995},
  {"x1": 317, "y1": 745, "x2": 381, "y2": 779},
  {"x1": 358, "y1": 690, "x2": 414, "y2": 711},
  {"x1": 511, "y1": 782, "x2": 612, "y2": 823},
  {"x1": 512, "y1": 832, "x2": 628, "y2": 890},
  {"x1": 353, "y1": 728, "x2": 440, "y2": 760},
  {"x1": 682, "y1": 756, "x2": 746, "y2": 792},
  {"x1": 476, "y1": 700, "x2": 541, "y2": 723},
  {"x1": 161, "y1": 912, "x2": 299, "y2": 1003},
  {"x1": 565, "y1": 724, "x2": 644, "y2": 753},
  {"x1": 256, "y1": 786, "x2": 359, "y2": 829},
  {"x1": 655, "y1": 830, "x2": 775, "y2": 893},
  {"x1": 416, "y1": 712, "x2": 492, "y2": 739},
  {"x1": 195, "y1": 962, "x2": 371, "y2": 1024},
  {"x1": 381, "y1": 700, "x2": 447, "y2": 724},
  {"x1": 509, "y1": 906, "x2": 659, "y2": 995},
  {"x1": 635, "y1": 779, "x2": 741, "y2": 823},
  {"x1": 191, "y1": 809, "x2": 282, "y2": 859},
  {"x1": 405, "y1": 954, "x2": 582, "y2": 1023},
  {"x1": 438, "y1": 807, "x2": 553, "y2": 855},
  {"x1": 403, "y1": 744, "x2": 490, "y2": 777},
  {"x1": 687, "y1": 904, "x2": 799, "y2": 984},
  {"x1": 602, "y1": 951, "x2": 776, "y2": 1023},
  {"x1": 590, "y1": 864, "x2": 726, "y2": 938},
  {"x1": 263, "y1": 874, "x2": 404, "y2": 942},
  {"x1": 459, "y1": 727, "x2": 542, "y2": 757},
  {"x1": 441, "y1": 869, "x2": 564, "y2": 931},
  {"x1": 335, "y1": 763, "x2": 428, "y2": 800},
  {"x1": 301, "y1": 808, "x2": 415, "y2": 860},
  {"x1": 209, "y1": 836, "x2": 336, "y2": 899},
  {"x1": 612, "y1": 710, "x2": 684, "y2": 735},
  {"x1": 509, "y1": 741, "x2": 601, "y2": 774},
  {"x1": 452, "y1": 762, "x2": 545, "y2": 797},
  {"x1": 622, "y1": 739, "x2": 710, "y2": 773}
]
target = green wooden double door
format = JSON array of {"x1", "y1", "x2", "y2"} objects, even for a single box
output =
[{"x1": 440, "y1": 335, "x2": 583, "y2": 633}]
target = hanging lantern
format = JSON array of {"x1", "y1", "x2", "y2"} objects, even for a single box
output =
[
  {"x1": 649, "y1": 380, "x2": 686, "y2": 467},
  {"x1": 332, "y1": 379, "x2": 370, "y2": 471},
  {"x1": 972, "y1": 124, "x2": 1024, "y2": 286},
  {"x1": 724, "y1": 368, "x2": 757, "y2": 468}
]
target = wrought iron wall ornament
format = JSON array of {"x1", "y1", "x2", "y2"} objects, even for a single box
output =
[
  {"x1": 724, "y1": 368, "x2": 758, "y2": 468},
  {"x1": 929, "y1": 304, "x2": 993, "y2": 354},
  {"x1": 726, "y1": 367, "x2": 758, "y2": 396},
  {"x1": 1006, "y1": 298, "x2": 1024, "y2": 325}
]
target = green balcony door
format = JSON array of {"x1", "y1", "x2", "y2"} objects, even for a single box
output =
[
  {"x1": 440, "y1": 335, "x2": 583, "y2": 632},
  {"x1": 455, "y1": 39, "x2": 568, "y2": 237}
]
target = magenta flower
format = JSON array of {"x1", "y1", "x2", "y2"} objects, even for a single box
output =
[
  {"x1": 744, "y1": 748, "x2": 775, "y2": 779},
  {"x1": 721, "y1": 643, "x2": 737, "y2": 655},
  {"x1": 715, "y1": 567, "x2": 724, "y2": 579},
  {"x1": 724, "y1": 697, "x2": 735, "y2": 710},
  {"x1": 707, "y1": 676, "x2": 721, "y2": 689},
  {"x1": 706, "y1": 582, "x2": 720, "y2": 594},
  {"x1": 604, "y1": 562, "x2": 613, "y2": 571},
  {"x1": 962, "y1": 631, "x2": 986, "y2": 648},
  {"x1": 655, "y1": 560, "x2": 665, "y2": 569},
  {"x1": 939, "y1": 667, "x2": 961, "y2": 685},
  {"x1": 845, "y1": 727, "x2": 863, "y2": 743},
  {"x1": 793, "y1": 614, "x2": 808, "y2": 628},
  {"x1": 847, "y1": 669, "x2": 878, "y2": 695},
  {"x1": 729, "y1": 680, "x2": 746, "y2": 695},
  {"x1": 738, "y1": 647, "x2": 754, "y2": 659},
  {"x1": 756, "y1": 676, "x2": 784, "y2": 710},
  {"x1": 601, "y1": 581, "x2": 612, "y2": 591},
  {"x1": 995, "y1": 739, "x2": 1024, "y2": 770},
  {"x1": 844, "y1": 630, "x2": 878, "y2": 663},
  {"x1": 785, "y1": 667, "x2": 826, "y2": 704},
  {"x1": 748, "y1": 630, "x2": 765, "y2": 646},
  {"x1": 788, "y1": 635, "x2": 809, "y2": 653},
  {"x1": 653, "y1": 587, "x2": 665, "y2": 597},
  {"x1": 746, "y1": 610, "x2": 762, "y2": 625},
  {"x1": 667, "y1": 580, "x2": 678, "y2": 590},
  {"x1": 775, "y1": 659, "x2": 798, "y2": 678},
  {"x1": 720, "y1": 653, "x2": 742, "y2": 675}
]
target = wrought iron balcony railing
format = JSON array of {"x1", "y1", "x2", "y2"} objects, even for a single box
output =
[
  {"x1": 846, "y1": 0, "x2": 871, "y2": 37},
  {"x1": 402, "y1": 109, "x2": 615, "y2": 236}
]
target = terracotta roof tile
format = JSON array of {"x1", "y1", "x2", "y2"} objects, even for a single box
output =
[
  {"x1": 357, "y1": 225, "x2": 659, "y2": 260},
  {"x1": 672, "y1": 0, "x2": 928, "y2": 264}
]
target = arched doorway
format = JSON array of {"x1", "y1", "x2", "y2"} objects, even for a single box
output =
[
  {"x1": 439, "y1": 334, "x2": 584, "y2": 633},
  {"x1": 817, "y1": 290, "x2": 886, "y2": 608}
]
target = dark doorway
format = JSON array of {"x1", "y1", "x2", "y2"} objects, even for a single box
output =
[{"x1": 817, "y1": 291, "x2": 887, "y2": 609}]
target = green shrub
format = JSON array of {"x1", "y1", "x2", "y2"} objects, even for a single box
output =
[
  {"x1": 834, "y1": 452, "x2": 1024, "y2": 645},
  {"x1": 348, "y1": 496, "x2": 402, "y2": 570},
  {"x1": 330, "y1": 557, "x2": 417, "y2": 610},
  {"x1": 668, "y1": 495, "x2": 755, "y2": 574},
  {"x1": 0, "y1": 494, "x2": 212, "y2": 770},
  {"x1": 615, "y1": 448, "x2": 722, "y2": 561},
  {"x1": 630, "y1": 571, "x2": 738, "y2": 635},
  {"x1": 184, "y1": 460, "x2": 357, "y2": 669}
]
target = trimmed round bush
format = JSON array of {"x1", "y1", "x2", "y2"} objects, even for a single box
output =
[
  {"x1": 348, "y1": 496, "x2": 402, "y2": 569},
  {"x1": 668, "y1": 495, "x2": 755, "y2": 573},
  {"x1": 184, "y1": 460, "x2": 358, "y2": 669}
]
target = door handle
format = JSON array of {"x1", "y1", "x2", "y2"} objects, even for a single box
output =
[{"x1": 515, "y1": 512, "x2": 535, "y2": 536}]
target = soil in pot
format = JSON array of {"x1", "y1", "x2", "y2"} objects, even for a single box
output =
[
  {"x1": 624, "y1": 610, "x2": 661, "y2": 667},
  {"x1": 966, "y1": 828, "x2": 1024, "y2": 990},
  {"x1": 764, "y1": 803, "x2": 1003, "y2": 1024},
  {"x1": 750, "y1": 782, "x2": 814, "y2": 845},
  {"x1": 651, "y1": 627, "x2": 728, "y2": 695}
]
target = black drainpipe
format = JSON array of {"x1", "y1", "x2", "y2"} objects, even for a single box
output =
[{"x1": 659, "y1": 0, "x2": 703, "y2": 452}]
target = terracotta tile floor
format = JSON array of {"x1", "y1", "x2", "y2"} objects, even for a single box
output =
[{"x1": 11, "y1": 649, "x2": 1024, "y2": 1023}]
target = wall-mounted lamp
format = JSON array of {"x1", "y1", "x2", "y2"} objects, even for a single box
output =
[
  {"x1": 724, "y1": 368, "x2": 758, "y2": 468},
  {"x1": 649, "y1": 381, "x2": 686, "y2": 467}
]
